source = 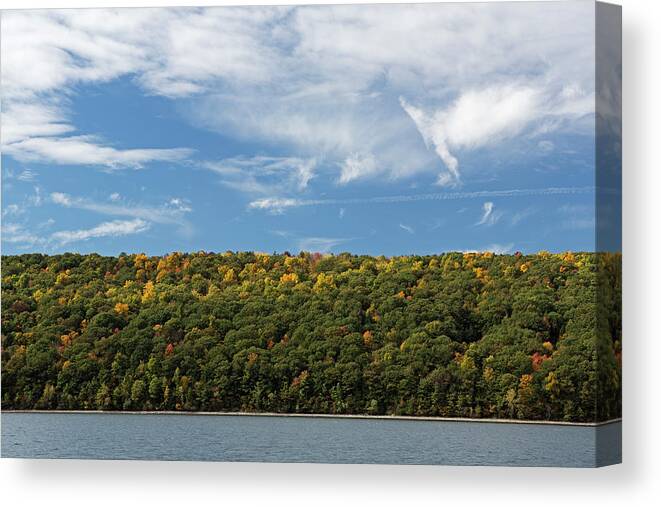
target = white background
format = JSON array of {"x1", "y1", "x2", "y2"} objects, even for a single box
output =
[{"x1": 0, "y1": 0, "x2": 658, "y2": 505}]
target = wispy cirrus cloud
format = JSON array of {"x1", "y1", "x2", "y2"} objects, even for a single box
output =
[
  {"x1": 249, "y1": 186, "x2": 594, "y2": 213},
  {"x1": 296, "y1": 236, "x2": 349, "y2": 253},
  {"x1": 399, "y1": 97, "x2": 460, "y2": 187},
  {"x1": 3, "y1": 217, "x2": 149, "y2": 249},
  {"x1": 477, "y1": 202, "x2": 494, "y2": 225},
  {"x1": 1, "y1": 3, "x2": 596, "y2": 185},
  {"x1": 1, "y1": 223, "x2": 43, "y2": 247},
  {"x1": 50, "y1": 219, "x2": 150, "y2": 246},
  {"x1": 401, "y1": 82, "x2": 593, "y2": 186},
  {"x1": 269, "y1": 230, "x2": 351, "y2": 254},
  {"x1": 1, "y1": 186, "x2": 45, "y2": 225},
  {"x1": 399, "y1": 223, "x2": 415, "y2": 234},
  {"x1": 338, "y1": 153, "x2": 380, "y2": 185},
  {"x1": 476, "y1": 201, "x2": 503, "y2": 226},
  {"x1": 203, "y1": 156, "x2": 316, "y2": 195},
  {"x1": 4, "y1": 136, "x2": 192, "y2": 169},
  {"x1": 0, "y1": 5, "x2": 603, "y2": 258},
  {"x1": 249, "y1": 197, "x2": 305, "y2": 215},
  {"x1": 2, "y1": 204, "x2": 25, "y2": 218},
  {"x1": 16, "y1": 169, "x2": 37, "y2": 182},
  {"x1": 558, "y1": 204, "x2": 595, "y2": 230},
  {"x1": 1, "y1": 93, "x2": 192, "y2": 169},
  {"x1": 183, "y1": 3, "x2": 595, "y2": 185},
  {"x1": 50, "y1": 192, "x2": 192, "y2": 227},
  {"x1": 3, "y1": 166, "x2": 38, "y2": 183},
  {"x1": 1, "y1": 10, "x2": 194, "y2": 170},
  {"x1": 510, "y1": 207, "x2": 537, "y2": 226}
]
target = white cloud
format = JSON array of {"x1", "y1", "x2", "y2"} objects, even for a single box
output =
[
  {"x1": 28, "y1": 187, "x2": 44, "y2": 207},
  {"x1": 38, "y1": 218, "x2": 56, "y2": 230},
  {"x1": 1, "y1": 9, "x2": 193, "y2": 169},
  {"x1": 248, "y1": 197, "x2": 305, "y2": 214},
  {"x1": 1, "y1": 4, "x2": 596, "y2": 183},
  {"x1": 563, "y1": 217, "x2": 595, "y2": 230},
  {"x1": 137, "y1": 8, "x2": 288, "y2": 98},
  {"x1": 1, "y1": 187, "x2": 45, "y2": 224},
  {"x1": 510, "y1": 207, "x2": 536, "y2": 226},
  {"x1": 558, "y1": 204, "x2": 595, "y2": 230},
  {"x1": 296, "y1": 237, "x2": 348, "y2": 253},
  {"x1": 538, "y1": 140, "x2": 555, "y2": 153},
  {"x1": 476, "y1": 201, "x2": 503, "y2": 226},
  {"x1": 442, "y1": 86, "x2": 540, "y2": 148},
  {"x1": 477, "y1": 202, "x2": 494, "y2": 225},
  {"x1": 190, "y1": 91, "x2": 433, "y2": 185},
  {"x1": 1, "y1": 223, "x2": 43, "y2": 246},
  {"x1": 2, "y1": 166, "x2": 38, "y2": 183},
  {"x1": 50, "y1": 192, "x2": 192, "y2": 229},
  {"x1": 271, "y1": 230, "x2": 352, "y2": 253},
  {"x1": 2, "y1": 204, "x2": 25, "y2": 218},
  {"x1": 50, "y1": 192, "x2": 73, "y2": 206},
  {"x1": 399, "y1": 223, "x2": 415, "y2": 234},
  {"x1": 338, "y1": 153, "x2": 380, "y2": 184},
  {"x1": 3, "y1": 218, "x2": 148, "y2": 249},
  {"x1": 248, "y1": 186, "x2": 594, "y2": 213},
  {"x1": 168, "y1": 198, "x2": 192, "y2": 213},
  {"x1": 401, "y1": 82, "x2": 591, "y2": 185},
  {"x1": 184, "y1": 2, "x2": 595, "y2": 184},
  {"x1": 17, "y1": 169, "x2": 37, "y2": 182},
  {"x1": 1, "y1": 102, "x2": 75, "y2": 146},
  {"x1": 109, "y1": 192, "x2": 121, "y2": 201},
  {"x1": 269, "y1": 229, "x2": 292, "y2": 239},
  {"x1": 484, "y1": 243, "x2": 515, "y2": 255},
  {"x1": 400, "y1": 97, "x2": 460, "y2": 186},
  {"x1": 203, "y1": 156, "x2": 316, "y2": 195},
  {"x1": 50, "y1": 219, "x2": 150, "y2": 245},
  {"x1": 4, "y1": 136, "x2": 192, "y2": 169},
  {"x1": 462, "y1": 243, "x2": 514, "y2": 255},
  {"x1": 429, "y1": 218, "x2": 446, "y2": 231}
]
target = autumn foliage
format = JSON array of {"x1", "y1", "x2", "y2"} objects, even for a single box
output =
[{"x1": 1, "y1": 250, "x2": 621, "y2": 422}]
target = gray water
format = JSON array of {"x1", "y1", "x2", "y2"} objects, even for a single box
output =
[{"x1": 1, "y1": 413, "x2": 621, "y2": 467}]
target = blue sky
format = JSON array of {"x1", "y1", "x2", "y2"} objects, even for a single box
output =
[{"x1": 1, "y1": 3, "x2": 599, "y2": 256}]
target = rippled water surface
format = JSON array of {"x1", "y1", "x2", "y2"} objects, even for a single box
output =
[{"x1": 1, "y1": 413, "x2": 621, "y2": 467}]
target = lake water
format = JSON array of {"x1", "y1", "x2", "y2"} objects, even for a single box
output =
[{"x1": 1, "y1": 412, "x2": 621, "y2": 467}]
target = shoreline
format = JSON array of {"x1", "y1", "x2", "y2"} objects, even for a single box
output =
[{"x1": 1, "y1": 409, "x2": 621, "y2": 427}]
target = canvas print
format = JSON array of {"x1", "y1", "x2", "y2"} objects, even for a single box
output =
[{"x1": 1, "y1": 1, "x2": 621, "y2": 467}]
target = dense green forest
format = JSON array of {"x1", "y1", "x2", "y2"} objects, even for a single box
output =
[{"x1": 1, "y1": 250, "x2": 621, "y2": 422}]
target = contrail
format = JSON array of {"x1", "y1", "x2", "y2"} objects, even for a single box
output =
[{"x1": 249, "y1": 186, "x2": 597, "y2": 212}]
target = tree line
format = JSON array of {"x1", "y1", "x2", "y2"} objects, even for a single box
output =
[{"x1": 1, "y1": 250, "x2": 621, "y2": 422}]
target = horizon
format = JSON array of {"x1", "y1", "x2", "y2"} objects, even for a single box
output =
[{"x1": 1, "y1": 248, "x2": 610, "y2": 259}]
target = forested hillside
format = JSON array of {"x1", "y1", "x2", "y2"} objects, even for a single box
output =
[{"x1": 1, "y1": 251, "x2": 621, "y2": 422}]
